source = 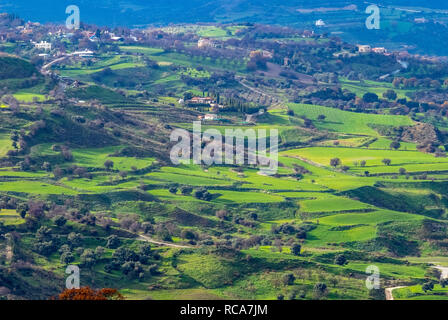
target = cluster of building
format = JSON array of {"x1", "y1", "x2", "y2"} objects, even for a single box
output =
[
  {"x1": 178, "y1": 96, "x2": 224, "y2": 121},
  {"x1": 357, "y1": 45, "x2": 389, "y2": 55}
]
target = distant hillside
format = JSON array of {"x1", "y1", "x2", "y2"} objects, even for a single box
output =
[
  {"x1": 0, "y1": 56, "x2": 37, "y2": 80},
  {"x1": 2, "y1": 0, "x2": 448, "y2": 55}
]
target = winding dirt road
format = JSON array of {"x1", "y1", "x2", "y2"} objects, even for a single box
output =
[
  {"x1": 138, "y1": 234, "x2": 192, "y2": 249},
  {"x1": 385, "y1": 286, "x2": 407, "y2": 300},
  {"x1": 385, "y1": 266, "x2": 448, "y2": 300}
]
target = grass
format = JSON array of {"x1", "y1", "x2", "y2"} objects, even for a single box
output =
[
  {"x1": 299, "y1": 196, "x2": 372, "y2": 213},
  {"x1": 0, "y1": 133, "x2": 11, "y2": 157},
  {"x1": 0, "y1": 209, "x2": 25, "y2": 226},
  {"x1": 307, "y1": 224, "x2": 377, "y2": 246},
  {"x1": 13, "y1": 91, "x2": 46, "y2": 102},
  {"x1": 394, "y1": 284, "x2": 448, "y2": 299},
  {"x1": 288, "y1": 103, "x2": 414, "y2": 135},
  {"x1": 210, "y1": 190, "x2": 285, "y2": 204},
  {"x1": 0, "y1": 181, "x2": 77, "y2": 195},
  {"x1": 340, "y1": 78, "x2": 414, "y2": 100},
  {"x1": 70, "y1": 146, "x2": 154, "y2": 171}
]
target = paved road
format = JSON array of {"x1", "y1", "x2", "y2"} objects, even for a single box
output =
[{"x1": 385, "y1": 266, "x2": 448, "y2": 300}]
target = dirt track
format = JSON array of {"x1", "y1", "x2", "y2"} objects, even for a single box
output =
[{"x1": 138, "y1": 234, "x2": 191, "y2": 249}]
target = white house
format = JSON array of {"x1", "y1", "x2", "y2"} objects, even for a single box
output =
[
  {"x1": 204, "y1": 114, "x2": 218, "y2": 121},
  {"x1": 357, "y1": 45, "x2": 371, "y2": 53},
  {"x1": 315, "y1": 19, "x2": 326, "y2": 27},
  {"x1": 34, "y1": 41, "x2": 52, "y2": 50},
  {"x1": 72, "y1": 49, "x2": 94, "y2": 57}
]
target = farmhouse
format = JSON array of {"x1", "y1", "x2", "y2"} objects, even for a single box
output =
[
  {"x1": 198, "y1": 38, "x2": 217, "y2": 49},
  {"x1": 72, "y1": 49, "x2": 95, "y2": 57},
  {"x1": 34, "y1": 41, "x2": 52, "y2": 51},
  {"x1": 357, "y1": 45, "x2": 371, "y2": 53},
  {"x1": 372, "y1": 47, "x2": 387, "y2": 54},
  {"x1": 315, "y1": 19, "x2": 326, "y2": 27},
  {"x1": 250, "y1": 50, "x2": 273, "y2": 59},
  {"x1": 204, "y1": 113, "x2": 218, "y2": 120},
  {"x1": 188, "y1": 97, "x2": 215, "y2": 105},
  {"x1": 414, "y1": 18, "x2": 428, "y2": 24}
]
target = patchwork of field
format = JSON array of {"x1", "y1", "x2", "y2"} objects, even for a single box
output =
[
  {"x1": 0, "y1": 209, "x2": 25, "y2": 226},
  {"x1": 283, "y1": 147, "x2": 448, "y2": 174},
  {"x1": 0, "y1": 133, "x2": 11, "y2": 157},
  {"x1": 340, "y1": 79, "x2": 414, "y2": 100},
  {"x1": 394, "y1": 284, "x2": 448, "y2": 300}
]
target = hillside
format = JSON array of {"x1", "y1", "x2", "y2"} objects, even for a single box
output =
[
  {"x1": 2, "y1": 0, "x2": 448, "y2": 55},
  {"x1": 0, "y1": 14, "x2": 448, "y2": 301}
]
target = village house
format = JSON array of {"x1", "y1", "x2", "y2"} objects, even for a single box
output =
[
  {"x1": 204, "y1": 113, "x2": 218, "y2": 121},
  {"x1": 357, "y1": 45, "x2": 371, "y2": 53},
  {"x1": 414, "y1": 18, "x2": 428, "y2": 24},
  {"x1": 188, "y1": 96, "x2": 215, "y2": 105},
  {"x1": 198, "y1": 38, "x2": 218, "y2": 49},
  {"x1": 210, "y1": 103, "x2": 224, "y2": 112},
  {"x1": 72, "y1": 49, "x2": 94, "y2": 57},
  {"x1": 250, "y1": 50, "x2": 273, "y2": 59},
  {"x1": 372, "y1": 47, "x2": 387, "y2": 54},
  {"x1": 34, "y1": 41, "x2": 52, "y2": 50},
  {"x1": 315, "y1": 19, "x2": 326, "y2": 27}
]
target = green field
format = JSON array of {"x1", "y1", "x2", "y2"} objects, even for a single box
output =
[
  {"x1": 288, "y1": 103, "x2": 414, "y2": 135},
  {"x1": 283, "y1": 147, "x2": 448, "y2": 174}
]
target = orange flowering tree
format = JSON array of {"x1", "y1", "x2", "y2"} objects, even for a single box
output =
[{"x1": 57, "y1": 286, "x2": 124, "y2": 300}]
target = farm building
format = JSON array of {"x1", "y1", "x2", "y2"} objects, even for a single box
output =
[
  {"x1": 250, "y1": 50, "x2": 273, "y2": 59},
  {"x1": 188, "y1": 97, "x2": 215, "y2": 105},
  {"x1": 315, "y1": 19, "x2": 326, "y2": 27},
  {"x1": 198, "y1": 38, "x2": 218, "y2": 49},
  {"x1": 357, "y1": 45, "x2": 371, "y2": 53},
  {"x1": 372, "y1": 47, "x2": 387, "y2": 54}
]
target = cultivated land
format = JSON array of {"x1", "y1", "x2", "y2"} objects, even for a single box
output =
[{"x1": 0, "y1": 14, "x2": 447, "y2": 301}]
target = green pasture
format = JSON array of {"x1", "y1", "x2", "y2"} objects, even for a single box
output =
[
  {"x1": 311, "y1": 209, "x2": 423, "y2": 226},
  {"x1": 210, "y1": 190, "x2": 285, "y2": 204},
  {"x1": 287, "y1": 103, "x2": 414, "y2": 135},
  {"x1": 70, "y1": 146, "x2": 154, "y2": 171},
  {"x1": 0, "y1": 133, "x2": 11, "y2": 157},
  {"x1": 306, "y1": 224, "x2": 376, "y2": 246},
  {"x1": 0, "y1": 209, "x2": 25, "y2": 226},
  {"x1": 0, "y1": 180, "x2": 77, "y2": 195},
  {"x1": 283, "y1": 147, "x2": 448, "y2": 174}
]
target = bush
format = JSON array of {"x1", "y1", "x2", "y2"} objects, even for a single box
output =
[
  {"x1": 334, "y1": 254, "x2": 347, "y2": 265},
  {"x1": 106, "y1": 235, "x2": 121, "y2": 249}
]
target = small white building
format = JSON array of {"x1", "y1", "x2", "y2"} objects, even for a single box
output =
[
  {"x1": 35, "y1": 41, "x2": 52, "y2": 51},
  {"x1": 72, "y1": 49, "x2": 94, "y2": 57},
  {"x1": 315, "y1": 19, "x2": 326, "y2": 27},
  {"x1": 372, "y1": 47, "x2": 387, "y2": 54},
  {"x1": 198, "y1": 38, "x2": 218, "y2": 49},
  {"x1": 204, "y1": 114, "x2": 218, "y2": 121},
  {"x1": 414, "y1": 18, "x2": 428, "y2": 24},
  {"x1": 357, "y1": 45, "x2": 371, "y2": 53}
]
